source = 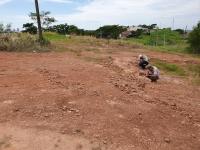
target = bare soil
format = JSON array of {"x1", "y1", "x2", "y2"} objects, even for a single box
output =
[{"x1": 0, "y1": 49, "x2": 200, "y2": 150}]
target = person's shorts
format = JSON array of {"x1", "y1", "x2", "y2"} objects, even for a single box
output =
[{"x1": 147, "y1": 75, "x2": 159, "y2": 82}]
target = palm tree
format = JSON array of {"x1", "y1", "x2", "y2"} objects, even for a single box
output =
[{"x1": 34, "y1": 0, "x2": 43, "y2": 41}]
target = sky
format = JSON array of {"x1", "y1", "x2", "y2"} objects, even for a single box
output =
[{"x1": 0, "y1": 0, "x2": 200, "y2": 30}]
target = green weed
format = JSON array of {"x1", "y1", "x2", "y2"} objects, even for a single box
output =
[{"x1": 152, "y1": 59, "x2": 186, "y2": 76}]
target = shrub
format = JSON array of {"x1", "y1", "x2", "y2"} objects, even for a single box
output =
[
  {"x1": 174, "y1": 29, "x2": 185, "y2": 35},
  {"x1": 188, "y1": 22, "x2": 200, "y2": 53}
]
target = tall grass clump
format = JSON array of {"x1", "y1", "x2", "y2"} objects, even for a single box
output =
[
  {"x1": 0, "y1": 33, "x2": 50, "y2": 52},
  {"x1": 187, "y1": 64, "x2": 200, "y2": 85}
]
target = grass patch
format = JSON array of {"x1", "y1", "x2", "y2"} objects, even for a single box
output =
[
  {"x1": 188, "y1": 64, "x2": 200, "y2": 76},
  {"x1": 54, "y1": 46, "x2": 82, "y2": 55},
  {"x1": 124, "y1": 38, "x2": 189, "y2": 54},
  {"x1": 191, "y1": 78, "x2": 200, "y2": 85},
  {"x1": 141, "y1": 57, "x2": 200, "y2": 85},
  {"x1": 83, "y1": 56, "x2": 104, "y2": 63},
  {"x1": 152, "y1": 59, "x2": 186, "y2": 76},
  {"x1": 44, "y1": 32, "x2": 69, "y2": 41},
  {"x1": 150, "y1": 42, "x2": 189, "y2": 53},
  {"x1": 187, "y1": 64, "x2": 200, "y2": 85}
]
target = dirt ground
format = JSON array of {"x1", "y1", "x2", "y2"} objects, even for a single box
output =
[{"x1": 0, "y1": 49, "x2": 200, "y2": 150}]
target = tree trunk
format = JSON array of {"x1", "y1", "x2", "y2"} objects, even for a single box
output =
[{"x1": 34, "y1": 0, "x2": 43, "y2": 42}]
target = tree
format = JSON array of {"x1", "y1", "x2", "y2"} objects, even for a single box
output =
[
  {"x1": 84, "y1": 30, "x2": 95, "y2": 36},
  {"x1": 5, "y1": 24, "x2": 12, "y2": 33},
  {"x1": 30, "y1": 11, "x2": 56, "y2": 29},
  {"x1": 138, "y1": 24, "x2": 157, "y2": 30},
  {"x1": 22, "y1": 23, "x2": 37, "y2": 34},
  {"x1": 34, "y1": 0, "x2": 43, "y2": 41},
  {"x1": 68, "y1": 25, "x2": 79, "y2": 34},
  {"x1": 0, "y1": 23, "x2": 4, "y2": 33},
  {"x1": 78, "y1": 29, "x2": 85, "y2": 35},
  {"x1": 96, "y1": 25, "x2": 125, "y2": 39},
  {"x1": 129, "y1": 29, "x2": 145, "y2": 38},
  {"x1": 150, "y1": 24, "x2": 157, "y2": 30},
  {"x1": 46, "y1": 24, "x2": 85, "y2": 35},
  {"x1": 174, "y1": 29, "x2": 184, "y2": 35},
  {"x1": 0, "y1": 23, "x2": 12, "y2": 33},
  {"x1": 188, "y1": 22, "x2": 200, "y2": 53},
  {"x1": 48, "y1": 24, "x2": 69, "y2": 34}
]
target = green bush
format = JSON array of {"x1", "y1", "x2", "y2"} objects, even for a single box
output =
[{"x1": 188, "y1": 22, "x2": 200, "y2": 53}]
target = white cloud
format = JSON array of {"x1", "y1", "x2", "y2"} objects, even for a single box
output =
[
  {"x1": 0, "y1": 15, "x2": 31, "y2": 29},
  {"x1": 55, "y1": 0, "x2": 200, "y2": 29},
  {"x1": 0, "y1": 0, "x2": 12, "y2": 6},
  {"x1": 1, "y1": 0, "x2": 199, "y2": 30},
  {"x1": 43, "y1": 0, "x2": 72, "y2": 3}
]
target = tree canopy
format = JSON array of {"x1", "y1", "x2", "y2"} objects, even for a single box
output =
[
  {"x1": 188, "y1": 22, "x2": 200, "y2": 53},
  {"x1": 95, "y1": 25, "x2": 126, "y2": 39},
  {"x1": 0, "y1": 23, "x2": 12, "y2": 33},
  {"x1": 29, "y1": 11, "x2": 56, "y2": 29},
  {"x1": 22, "y1": 23, "x2": 37, "y2": 34}
]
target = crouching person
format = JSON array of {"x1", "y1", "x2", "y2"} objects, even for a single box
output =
[
  {"x1": 138, "y1": 54, "x2": 149, "y2": 69},
  {"x1": 146, "y1": 65, "x2": 160, "y2": 82}
]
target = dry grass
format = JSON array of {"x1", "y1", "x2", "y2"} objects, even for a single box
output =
[{"x1": 0, "y1": 33, "x2": 50, "y2": 52}]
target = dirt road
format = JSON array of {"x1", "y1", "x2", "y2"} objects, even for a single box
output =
[{"x1": 0, "y1": 51, "x2": 200, "y2": 150}]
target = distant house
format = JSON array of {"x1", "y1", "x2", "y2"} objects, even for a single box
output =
[
  {"x1": 119, "y1": 26, "x2": 149, "y2": 38},
  {"x1": 119, "y1": 31, "x2": 132, "y2": 39}
]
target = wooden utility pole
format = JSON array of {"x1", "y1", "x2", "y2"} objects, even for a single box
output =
[
  {"x1": 163, "y1": 32, "x2": 166, "y2": 47},
  {"x1": 34, "y1": 0, "x2": 43, "y2": 41},
  {"x1": 184, "y1": 25, "x2": 188, "y2": 39}
]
